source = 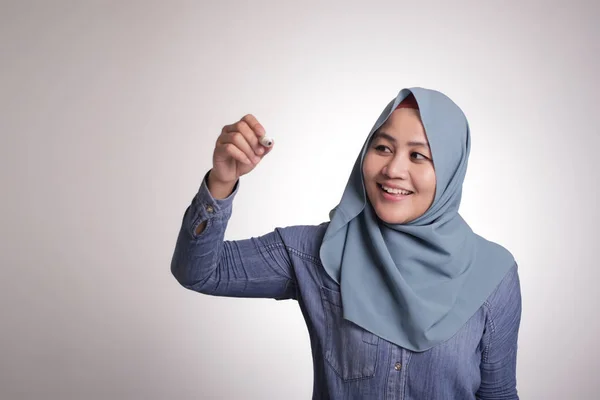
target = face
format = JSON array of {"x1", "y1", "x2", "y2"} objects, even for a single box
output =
[{"x1": 362, "y1": 108, "x2": 436, "y2": 224}]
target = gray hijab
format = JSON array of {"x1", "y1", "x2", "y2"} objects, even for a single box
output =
[{"x1": 319, "y1": 87, "x2": 515, "y2": 352}]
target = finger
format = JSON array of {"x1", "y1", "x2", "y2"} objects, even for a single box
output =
[
  {"x1": 220, "y1": 131, "x2": 260, "y2": 164},
  {"x1": 241, "y1": 114, "x2": 266, "y2": 137},
  {"x1": 217, "y1": 143, "x2": 252, "y2": 165},
  {"x1": 241, "y1": 116, "x2": 271, "y2": 154},
  {"x1": 233, "y1": 120, "x2": 264, "y2": 156},
  {"x1": 221, "y1": 121, "x2": 262, "y2": 155}
]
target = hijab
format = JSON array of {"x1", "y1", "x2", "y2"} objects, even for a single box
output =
[{"x1": 319, "y1": 87, "x2": 515, "y2": 352}]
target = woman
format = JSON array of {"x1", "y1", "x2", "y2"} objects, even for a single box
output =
[{"x1": 171, "y1": 87, "x2": 522, "y2": 399}]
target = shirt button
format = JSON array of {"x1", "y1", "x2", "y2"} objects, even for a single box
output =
[
  {"x1": 394, "y1": 362, "x2": 402, "y2": 371},
  {"x1": 206, "y1": 205, "x2": 214, "y2": 213}
]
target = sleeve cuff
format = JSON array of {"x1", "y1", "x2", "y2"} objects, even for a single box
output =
[{"x1": 191, "y1": 170, "x2": 240, "y2": 226}]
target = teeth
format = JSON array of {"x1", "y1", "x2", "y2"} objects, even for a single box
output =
[{"x1": 381, "y1": 185, "x2": 412, "y2": 195}]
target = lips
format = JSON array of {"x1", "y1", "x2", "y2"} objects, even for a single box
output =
[
  {"x1": 377, "y1": 183, "x2": 413, "y2": 202},
  {"x1": 377, "y1": 183, "x2": 414, "y2": 195}
]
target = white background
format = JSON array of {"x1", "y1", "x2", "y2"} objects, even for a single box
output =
[{"x1": 1, "y1": 1, "x2": 598, "y2": 399}]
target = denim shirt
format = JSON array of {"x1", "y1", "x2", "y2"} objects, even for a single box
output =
[{"x1": 171, "y1": 173, "x2": 522, "y2": 400}]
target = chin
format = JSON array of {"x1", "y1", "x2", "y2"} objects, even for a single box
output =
[{"x1": 372, "y1": 207, "x2": 413, "y2": 225}]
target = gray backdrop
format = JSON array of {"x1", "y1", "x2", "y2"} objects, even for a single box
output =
[{"x1": 1, "y1": 0, "x2": 598, "y2": 399}]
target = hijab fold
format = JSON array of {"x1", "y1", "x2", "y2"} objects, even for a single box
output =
[{"x1": 319, "y1": 87, "x2": 514, "y2": 352}]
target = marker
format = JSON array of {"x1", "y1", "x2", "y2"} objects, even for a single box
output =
[{"x1": 259, "y1": 136, "x2": 274, "y2": 147}]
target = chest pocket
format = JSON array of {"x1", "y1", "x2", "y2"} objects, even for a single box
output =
[{"x1": 320, "y1": 286, "x2": 380, "y2": 381}]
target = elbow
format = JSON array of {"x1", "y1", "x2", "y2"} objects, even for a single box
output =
[
  {"x1": 170, "y1": 230, "x2": 223, "y2": 293},
  {"x1": 170, "y1": 232, "x2": 205, "y2": 289},
  {"x1": 171, "y1": 254, "x2": 190, "y2": 288},
  {"x1": 171, "y1": 253, "x2": 215, "y2": 293},
  {"x1": 170, "y1": 247, "x2": 199, "y2": 289}
]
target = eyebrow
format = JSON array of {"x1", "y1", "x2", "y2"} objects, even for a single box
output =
[{"x1": 372, "y1": 131, "x2": 430, "y2": 148}]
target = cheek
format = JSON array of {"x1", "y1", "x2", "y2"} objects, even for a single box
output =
[
  {"x1": 362, "y1": 155, "x2": 376, "y2": 179},
  {"x1": 416, "y1": 168, "x2": 436, "y2": 194}
]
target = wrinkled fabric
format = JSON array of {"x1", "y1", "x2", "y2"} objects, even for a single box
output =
[{"x1": 170, "y1": 173, "x2": 522, "y2": 399}]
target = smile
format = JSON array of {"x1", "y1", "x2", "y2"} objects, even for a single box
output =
[{"x1": 378, "y1": 183, "x2": 413, "y2": 195}]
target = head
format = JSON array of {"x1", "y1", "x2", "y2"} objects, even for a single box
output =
[{"x1": 362, "y1": 95, "x2": 436, "y2": 224}]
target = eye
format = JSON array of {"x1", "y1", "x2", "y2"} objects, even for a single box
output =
[
  {"x1": 374, "y1": 144, "x2": 392, "y2": 153},
  {"x1": 411, "y1": 152, "x2": 428, "y2": 160}
]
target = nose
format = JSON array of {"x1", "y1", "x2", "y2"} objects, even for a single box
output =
[{"x1": 382, "y1": 153, "x2": 409, "y2": 179}]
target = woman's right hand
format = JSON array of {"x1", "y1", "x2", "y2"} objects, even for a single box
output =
[{"x1": 208, "y1": 114, "x2": 273, "y2": 197}]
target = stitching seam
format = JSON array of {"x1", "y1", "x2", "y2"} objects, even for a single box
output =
[{"x1": 482, "y1": 300, "x2": 496, "y2": 364}]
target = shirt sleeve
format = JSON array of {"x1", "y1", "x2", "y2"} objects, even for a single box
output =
[
  {"x1": 476, "y1": 264, "x2": 522, "y2": 400},
  {"x1": 170, "y1": 170, "x2": 297, "y2": 300}
]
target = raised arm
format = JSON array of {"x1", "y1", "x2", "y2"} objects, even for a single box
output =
[{"x1": 171, "y1": 115, "x2": 296, "y2": 300}]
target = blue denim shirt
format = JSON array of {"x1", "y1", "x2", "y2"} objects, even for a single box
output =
[{"x1": 171, "y1": 173, "x2": 522, "y2": 400}]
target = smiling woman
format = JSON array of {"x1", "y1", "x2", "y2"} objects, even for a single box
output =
[
  {"x1": 171, "y1": 87, "x2": 522, "y2": 400},
  {"x1": 363, "y1": 95, "x2": 437, "y2": 225}
]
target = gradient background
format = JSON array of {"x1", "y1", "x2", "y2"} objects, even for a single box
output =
[{"x1": 1, "y1": 1, "x2": 598, "y2": 399}]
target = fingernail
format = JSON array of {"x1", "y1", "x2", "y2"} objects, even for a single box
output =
[{"x1": 257, "y1": 147, "x2": 265, "y2": 155}]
